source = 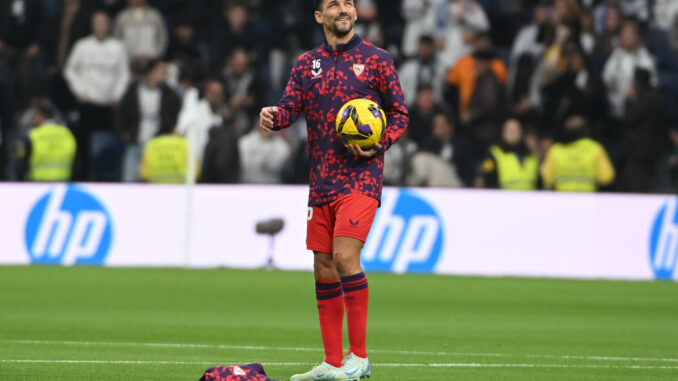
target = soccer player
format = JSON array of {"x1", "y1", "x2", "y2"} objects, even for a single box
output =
[{"x1": 259, "y1": 1, "x2": 408, "y2": 380}]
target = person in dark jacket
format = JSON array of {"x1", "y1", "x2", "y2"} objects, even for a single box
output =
[
  {"x1": 117, "y1": 59, "x2": 181, "y2": 182},
  {"x1": 619, "y1": 68, "x2": 668, "y2": 193}
]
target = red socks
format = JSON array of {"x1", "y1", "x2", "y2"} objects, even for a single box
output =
[
  {"x1": 315, "y1": 280, "x2": 344, "y2": 367},
  {"x1": 341, "y1": 272, "x2": 369, "y2": 358},
  {"x1": 315, "y1": 273, "x2": 369, "y2": 367}
]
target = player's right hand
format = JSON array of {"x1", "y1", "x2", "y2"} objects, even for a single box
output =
[{"x1": 259, "y1": 106, "x2": 279, "y2": 131}]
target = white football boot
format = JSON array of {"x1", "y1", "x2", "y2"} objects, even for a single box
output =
[
  {"x1": 340, "y1": 353, "x2": 371, "y2": 379},
  {"x1": 290, "y1": 361, "x2": 350, "y2": 381}
]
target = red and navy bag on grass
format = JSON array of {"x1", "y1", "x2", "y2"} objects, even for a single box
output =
[{"x1": 199, "y1": 362, "x2": 278, "y2": 381}]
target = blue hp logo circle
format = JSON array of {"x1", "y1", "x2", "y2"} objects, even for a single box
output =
[
  {"x1": 25, "y1": 185, "x2": 113, "y2": 265},
  {"x1": 649, "y1": 198, "x2": 678, "y2": 280},
  {"x1": 362, "y1": 189, "x2": 444, "y2": 273}
]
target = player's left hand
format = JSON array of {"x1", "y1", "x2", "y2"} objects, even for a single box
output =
[{"x1": 346, "y1": 143, "x2": 382, "y2": 159}]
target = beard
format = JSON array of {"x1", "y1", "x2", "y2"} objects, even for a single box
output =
[{"x1": 328, "y1": 16, "x2": 354, "y2": 37}]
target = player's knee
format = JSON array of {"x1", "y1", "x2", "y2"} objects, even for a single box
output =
[{"x1": 333, "y1": 251, "x2": 361, "y2": 277}]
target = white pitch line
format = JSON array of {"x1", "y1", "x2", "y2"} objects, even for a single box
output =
[
  {"x1": 5, "y1": 339, "x2": 678, "y2": 364},
  {"x1": 1, "y1": 359, "x2": 678, "y2": 370}
]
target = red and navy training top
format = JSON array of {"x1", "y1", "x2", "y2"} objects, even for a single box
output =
[{"x1": 275, "y1": 34, "x2": 409, "y2": 206}]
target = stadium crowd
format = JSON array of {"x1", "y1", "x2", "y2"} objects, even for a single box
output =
[{"x1": 2, "y1": 0, "x2": 678, "y2": 193}]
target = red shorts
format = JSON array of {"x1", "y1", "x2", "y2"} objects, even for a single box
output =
[{"x1": 306, "y1": 193, "x2": 379, "y2": 254}]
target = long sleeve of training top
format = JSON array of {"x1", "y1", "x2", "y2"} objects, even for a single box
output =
[{"x1": 274, "y1": 34, "x2": 408, "y2": 206}]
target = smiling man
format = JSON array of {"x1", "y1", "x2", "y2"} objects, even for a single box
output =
[{"x1": 259, "y1": 0, "x2": 408, "y2": 380}]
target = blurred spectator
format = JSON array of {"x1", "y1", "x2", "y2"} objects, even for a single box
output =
[
  {"x1": 16, "y1": 102, "x2": 76, "y2": 181},
  {"x1": 210, "y1": 1, "x2": 262, "y2": 75},
  {"x1": 540, "y1": 42, "x2": 608, "y2": 135},
  {"x1": 418, "y1": 111, "x2": 476, "y2": 186},
  {"x1": 117, "y1": 59, "x2": 181, "y2": 182},
  {"x1": 221, "y1": 48, "x2": 264, "y2": 136},
  {"x1": 113, "y1": 0, "x2": 168, "y2": 63},
  {"x1": 446, "y1": 33, "x2": 507, "y2": 124},
  {"x1": 542, "y1": 115, "x2": 615, "y2": 192},
  {"x1": 139, "y1": 132, "x2": 196, "y2": 183},
  {"x1": 579, "y1": 9, "x2": 596, "y2": 54},
  {"x1": 619, "y1": 68, "x2": 667, "y2": 193},
  {"x1": 176, "y1": 79, "x2": 228, "y2": 166},
  {"x1": 165, "y1": 17, "x2": 209, "y2": 78},
  {"x1": 447, "y1": 33, "x2": 507, "y2": 159},
  {"x1": 669, "y1": 11, "x2": 678, "y2": 51},
  {"x1": 354, "y1": 0, "x2": 384, "y2": 47},
  {"x1": 435, "y1": 0, "x2": 490, "y2": 69},
  {"x1": 654, "y1": 0, "x2": 678, "y2": 32},
  {"x1": 602, "y1": 19, "x2": 656, "y2": 119},
  {"x1": 0, "y1": 0, "x2": 44, "y2": 104},
  {"x1": 477, "y1": 118, "x2": 538, "y2": 190},
  {"x1": 41, "y1": 0, "x2": 97, "y2": 115},
  {"x1": 510, "y1": 1, "x2": 552, "y2": 62},
  {"x1": 400, "y1": 0, "x2": 437, "y2": 58},
  {"x1": 595, "y1": 0, "x2": 649, "y2": 32},
  {"x1": 398, "y1": 35, "x2": 443, "y2": 105},
  {"x1": 238, "y1": 118, "x2": 291, "y2": 184},
  {"x1": 592, "y1": 5, "x2": 622, "y2": 69},
  {"x1": 199, "y1": 120, "x2": 240, "y2": 184},
  {"x1": 407, "y1": 85, "x2": 443, "y2": 147},
  {"x1": 64, "y1": 11, "x2": 130, "y2": 181},
  {"x1": 0, "y1": 64, "x2": 15, "y2": 179},
  {"x1": 553, "y1": 0, "x2": 581, "y2": 37}
]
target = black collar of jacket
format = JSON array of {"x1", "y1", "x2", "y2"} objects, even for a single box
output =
[{"x1": 322, "y1": 34, "x2": 363, "y2": 55}]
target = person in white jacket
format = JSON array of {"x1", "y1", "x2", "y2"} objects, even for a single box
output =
[
  {"x1": 239, "y1": 118, "x2": 291, "y2": 184},
  {"x1": 435, "y1": 0, "x2": 490, "y2": 69},
  {"x1": 64, "y1": 11, "x2": 130, "y2": 180},
  {"x1": 602, "y1": 19, "x2": 656, "y2": 119},
  {"x1": 113, "y1": 0, "x2": 168, "y2": 62}
]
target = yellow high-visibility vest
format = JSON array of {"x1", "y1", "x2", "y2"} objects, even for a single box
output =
[
  {"x1": 489, "y1": 145, "x2": 539, "y2": 190},
  {"x1": 139, "y1": 135, "x2": 190, "y2": 184},
  {"x1": 542, "y1": 138, "x2": 615, "y2": 192},
  {"x1": 28, "y1": 123, "x2": 77, "y2": 182}
]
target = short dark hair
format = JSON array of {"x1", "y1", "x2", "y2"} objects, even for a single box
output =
[{"x1": 314, "y1": 0, "x2": 324, "y2": 11}]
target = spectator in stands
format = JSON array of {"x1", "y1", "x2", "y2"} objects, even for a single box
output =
[
  {"x1": 210, "y1": 1, "x2": 262, "y2": 75},
  {"x1": 0, "y1": 0, "x2": 44, "y2": 105},
  {"x1": 417, "y1": 111, "x2": 476, "y2": 187},
  {"x1": 16, "y1": 103, "x2": 76, "y2": 182},
  {"x1": 221, "y1": 48, "x2": 264, "y2": 136},
  {"x1": 510, "y1": 1, "x2": 552, "y2": 63},
  {"x1": 0, "y1": 64, "x2": 15, "y2": 180},
  {"x1": 176, "y1": 78, "x2": 228, "y2": 167},
  {"x1": 165, "y1": 17, "x2": 209, "y2": 79},
  {"x1": 400, "y1": 0, "x2": 437, "y2": 59},
  {"x1": 113, "y1": 0, "x2": 168, "y2": 63},
  {"x1": 41, "y1": 0, "x2": 96, "y2": 115},
  {"x1": 602, "y1": 19, "x2": 656, "y2": 120},
  {"x1": 399, "y1": 35, "x2": 443, "y2": 105},
  {"x1": 64, "y1": 11, "x2": 130, "y2": 181},
  {"x1": 619, "y1": 68, "x2": 667, "y2": 193},
  {"x1": 117, "y1": 59, "x2": 181, "y2": 182},
  {"x1": 542, "y1": 115, "x2": 615, "y2": 192},
  {"x1": 239, "y1": 117, "x2": 291, "y2": 184},
  {"x1": 407, "y1": 84, "x2": 443, "y2": 148},
  {"x1": 540, "y1": 41, "x2": 608, "y2": 136},
  {"x1": 592, "y1": 5, "x2": 622, "y2": 69},
  {"x1": 447, "y1": 33, "x2": 507, "y2": 162},
  {"x1": 199, "y1": 116, "x2": 241, "y2": 184},
  {"x1": 435, "y1": 0, "x2": 490, "y2": 69},
  {"x1": 477, "y1": 118, "x2": 539, "y2": 190},
  {"x1": 139, "y1": 131, "x2": 197, "y2": 183},
  {"x1": 447, "y1": 33, "x2": 507, "y2": 125},
  {"x1": 594, "y1": 0, "x2": 649, "y2": 32}
]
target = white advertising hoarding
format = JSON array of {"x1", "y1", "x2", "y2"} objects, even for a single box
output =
[{"x1": 0, "y1": 183, "x2": 675, "y2": 281}]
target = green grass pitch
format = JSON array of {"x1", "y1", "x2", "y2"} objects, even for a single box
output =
[{"x1": 1, "y1": 266, "x2": 677, "y2": 380}]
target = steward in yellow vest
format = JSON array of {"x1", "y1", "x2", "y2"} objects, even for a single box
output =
[
  {"x1": 542, "y1": 116, "x2": 615, "y2": 192},
  {"x1": 17, "y1": 104, "x2": 77, "y2": 182},
  {"x1": 139, "y1": 134, "x2": 199, "y2": 183},
  {"x1": 480, "y1": 119, "x2": 539, "y2": 190}
]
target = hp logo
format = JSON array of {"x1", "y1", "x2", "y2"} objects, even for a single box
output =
[
  {"x1": 362, "y1": 189, "x2": 444, "y2": 273},
  {"x1": 649, "y1": 198, "x2": 678, "y2": 280},
  {"x1": 25, "y1": 185, "x2": 113, "y2": 265}
]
